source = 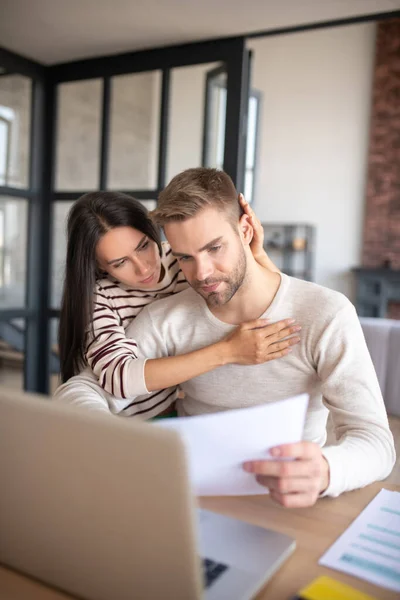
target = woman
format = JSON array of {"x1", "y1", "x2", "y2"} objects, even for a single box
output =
[{"x1": 57, "y1": 191, "x2": 300, "y2": 418}]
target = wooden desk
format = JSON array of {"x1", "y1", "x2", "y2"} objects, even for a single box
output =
[
  {"x1": 201, "y1": 482, "x2": 400, "y2": 600},
  {"x1": 1, "y1": 483, "x2": 399, "y2": 600}
]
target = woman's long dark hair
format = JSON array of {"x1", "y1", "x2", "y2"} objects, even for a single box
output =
[{"x1": 58, "y1": 191, "x2": 162, "y2": 383}]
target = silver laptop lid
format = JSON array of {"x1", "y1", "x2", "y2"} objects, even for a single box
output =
[{"x1": 0, "y1": 389, "x2": 202, "y2": 600}]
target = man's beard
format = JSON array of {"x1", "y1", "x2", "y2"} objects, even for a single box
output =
[{"x1": 192, "y1": 246, "x2": 247, "y2": 307}]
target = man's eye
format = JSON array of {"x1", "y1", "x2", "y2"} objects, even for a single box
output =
[
  {"x1": 209, "y1": 246, "x2": 221, "y2": 253},
  {"x1": 178, "y1": 256, "x2": 192, "y2": 262}
]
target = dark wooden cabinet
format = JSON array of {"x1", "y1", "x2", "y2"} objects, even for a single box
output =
[{"x1": 353, "y1": 268, "x2": 400, "y2": 317}]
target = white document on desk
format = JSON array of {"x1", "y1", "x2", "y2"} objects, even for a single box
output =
[
  {"x1": 319, "y1": 488, "x2": 400, "y2": 593},
  {"x1": 157, "y1": 394, "x2": 309, "y2": 496}
]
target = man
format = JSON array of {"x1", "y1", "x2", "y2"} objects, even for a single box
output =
[{"x1": 55, "y1": 168, "x2": 395, "y2": 507}]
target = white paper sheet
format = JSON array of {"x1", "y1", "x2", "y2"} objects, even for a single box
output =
[
  {"x1": 156, "y1": 394, "x2": 308, "y2": 496},
  {"x1": 319, "y1": 489, "x2": 400, "y2": 593}
]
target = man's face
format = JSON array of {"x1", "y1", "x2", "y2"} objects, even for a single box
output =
[{"x1": 164, "y1": 207, "x2": 247, "y2": 307}]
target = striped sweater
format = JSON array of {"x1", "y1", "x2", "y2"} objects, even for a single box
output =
[{"x1": 85, "y1": 241, "x2": 188, "y2": 402}]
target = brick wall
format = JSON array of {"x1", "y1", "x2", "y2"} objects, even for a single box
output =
[{"x1": 362, "y1": 19, "x2": 400, "y2": 270}]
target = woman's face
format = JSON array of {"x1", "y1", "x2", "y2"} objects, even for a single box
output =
[{"x1": 96, "y1": 226, "x2": 162, "y2": 288}]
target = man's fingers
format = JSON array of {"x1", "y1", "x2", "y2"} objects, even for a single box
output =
[
  {"x1": 243, "y1": 457, "x2": 319, "y2": 478},
  {"x1": 256, "y1": 475, "x2": 320, "y2": 495},
  {"x1": 270, "y1": 441, "x2": 320, "y2": 460},
  {"x1": 269, "y1": 489, "x2": 319, "y2": 508}
]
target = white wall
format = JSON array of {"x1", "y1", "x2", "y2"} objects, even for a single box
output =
[{"x1": 248, "y1": 23, "x2": 376, "y2": 299}]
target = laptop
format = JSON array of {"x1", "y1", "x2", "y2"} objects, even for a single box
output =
[{"x1": 0, "y1": 388, "x2": 295, "y2": 600}]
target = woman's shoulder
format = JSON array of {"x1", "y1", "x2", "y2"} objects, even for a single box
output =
[
  {"x1": 160, "y1": 241, "x2": 173, "y2": 262},
  {"x1": 94, "y1": 276, "x2": 128, "y2": 299},
  {"x1": 160, "y1": 240, "x2": 180, "y2": 276},
  {"x1": 159, "y1": 241, "x2": 188, "y2": 292}
]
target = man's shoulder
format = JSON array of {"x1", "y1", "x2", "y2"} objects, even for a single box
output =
[
  {"x1": 287, "y1": 275, "x2": 353, "y2": 317},
  {"x1": 137, "y1": 287, "x2": 199, "y2": 322}
]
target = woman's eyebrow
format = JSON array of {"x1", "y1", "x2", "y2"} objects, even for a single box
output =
[{"x1": 107, "y1": 236, "x2": 148, "y2": 264}]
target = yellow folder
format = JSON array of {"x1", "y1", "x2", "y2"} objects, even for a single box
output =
[{"x1": 297, "y1": 575, "x2": 378, "y2": 600}]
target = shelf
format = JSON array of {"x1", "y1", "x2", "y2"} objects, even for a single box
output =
[
  {"x1": 262, "y1": 223, "x2": 315, "y2": 282},
  {"x1": 265, "y1": 244, "x2": 308, "y2": 252}
]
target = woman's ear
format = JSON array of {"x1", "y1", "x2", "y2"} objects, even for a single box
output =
[{"x1": 238, "y1": 213, "x2": 254, "y2": 246}]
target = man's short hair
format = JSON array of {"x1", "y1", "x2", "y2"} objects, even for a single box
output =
[{"x1": 152, "y1": 168, "x2": 243, "y2": 227}]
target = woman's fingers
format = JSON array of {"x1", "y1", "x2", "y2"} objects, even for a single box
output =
[
  {"x1": 263, "y1": 346, "x2": 295, "y2": 360},
  {"x1": 268, "y1": 336, "x2": 301, "y2": 353},
  {"x1": 239, "y1": 193, "x2": 248, "y2": 210},
  {"x1": 241, "y1": 317, "x2": 294, "y2": 331},
  {"x1": 268, "y1": 324, "x2": 302, "y2": 342},
  {"x1": 242, "y1": 319, "x2": 301, "y2": 346},
  {"x1": 240, "y1": 194, "x2": 264, "y2": 238},
  {"x1": 240, "y1": 193, "x2": 256, "y2": 220}
]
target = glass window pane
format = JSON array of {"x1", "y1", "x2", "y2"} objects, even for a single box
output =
[
  {"x1": 0, "y1": 318, "x2": 25, "y2": 390},
  {"x1": 50, "y1": 318, "x2": 61, "y2": 395},
  {"x1": 246, "y1": 96, "x2": 258, "y2": 169},
  {"x1": 244, "y1": 170, "x2": 254, "y2": 203},
  {"x1": 140, "y1": 199, "x2": 157, "y2": 211},
  {"x1": 51, "y1": 201, "x2": 74, "y2": 309},
  {"x1": 0, "y1": 75, "x2": 31, "y2": 188},
  {"x1": 0, "y1": 119, "x2": 9, "y2": 181},
  {"x1": 55, "y1": 80, "x2": 102, "y2": 190},
  {"x1": 0, "y1": 197, "x2": 28, "y2": 308},
  {"x1": 108, "y1": 72, "x2": 161, "y2": 190},
  {"x1": 167, "y1": 62, "x2": 220, "y2": 182},
  {"x1": 204, "y1": 72, "x2": 227, "y2": 170}
]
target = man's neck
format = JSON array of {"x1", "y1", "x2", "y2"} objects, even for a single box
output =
[{"x1": 209, "y1": 257, "x2": 282, "y2": 325}]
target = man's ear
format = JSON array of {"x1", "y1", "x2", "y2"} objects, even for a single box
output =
[{"x1": 238, "y1": 213, "x2": 253, "y2": 246}]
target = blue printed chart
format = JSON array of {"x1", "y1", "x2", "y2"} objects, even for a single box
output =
[{"x1": 319, "y1": 489, "x2": 400, "y2": 592}]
